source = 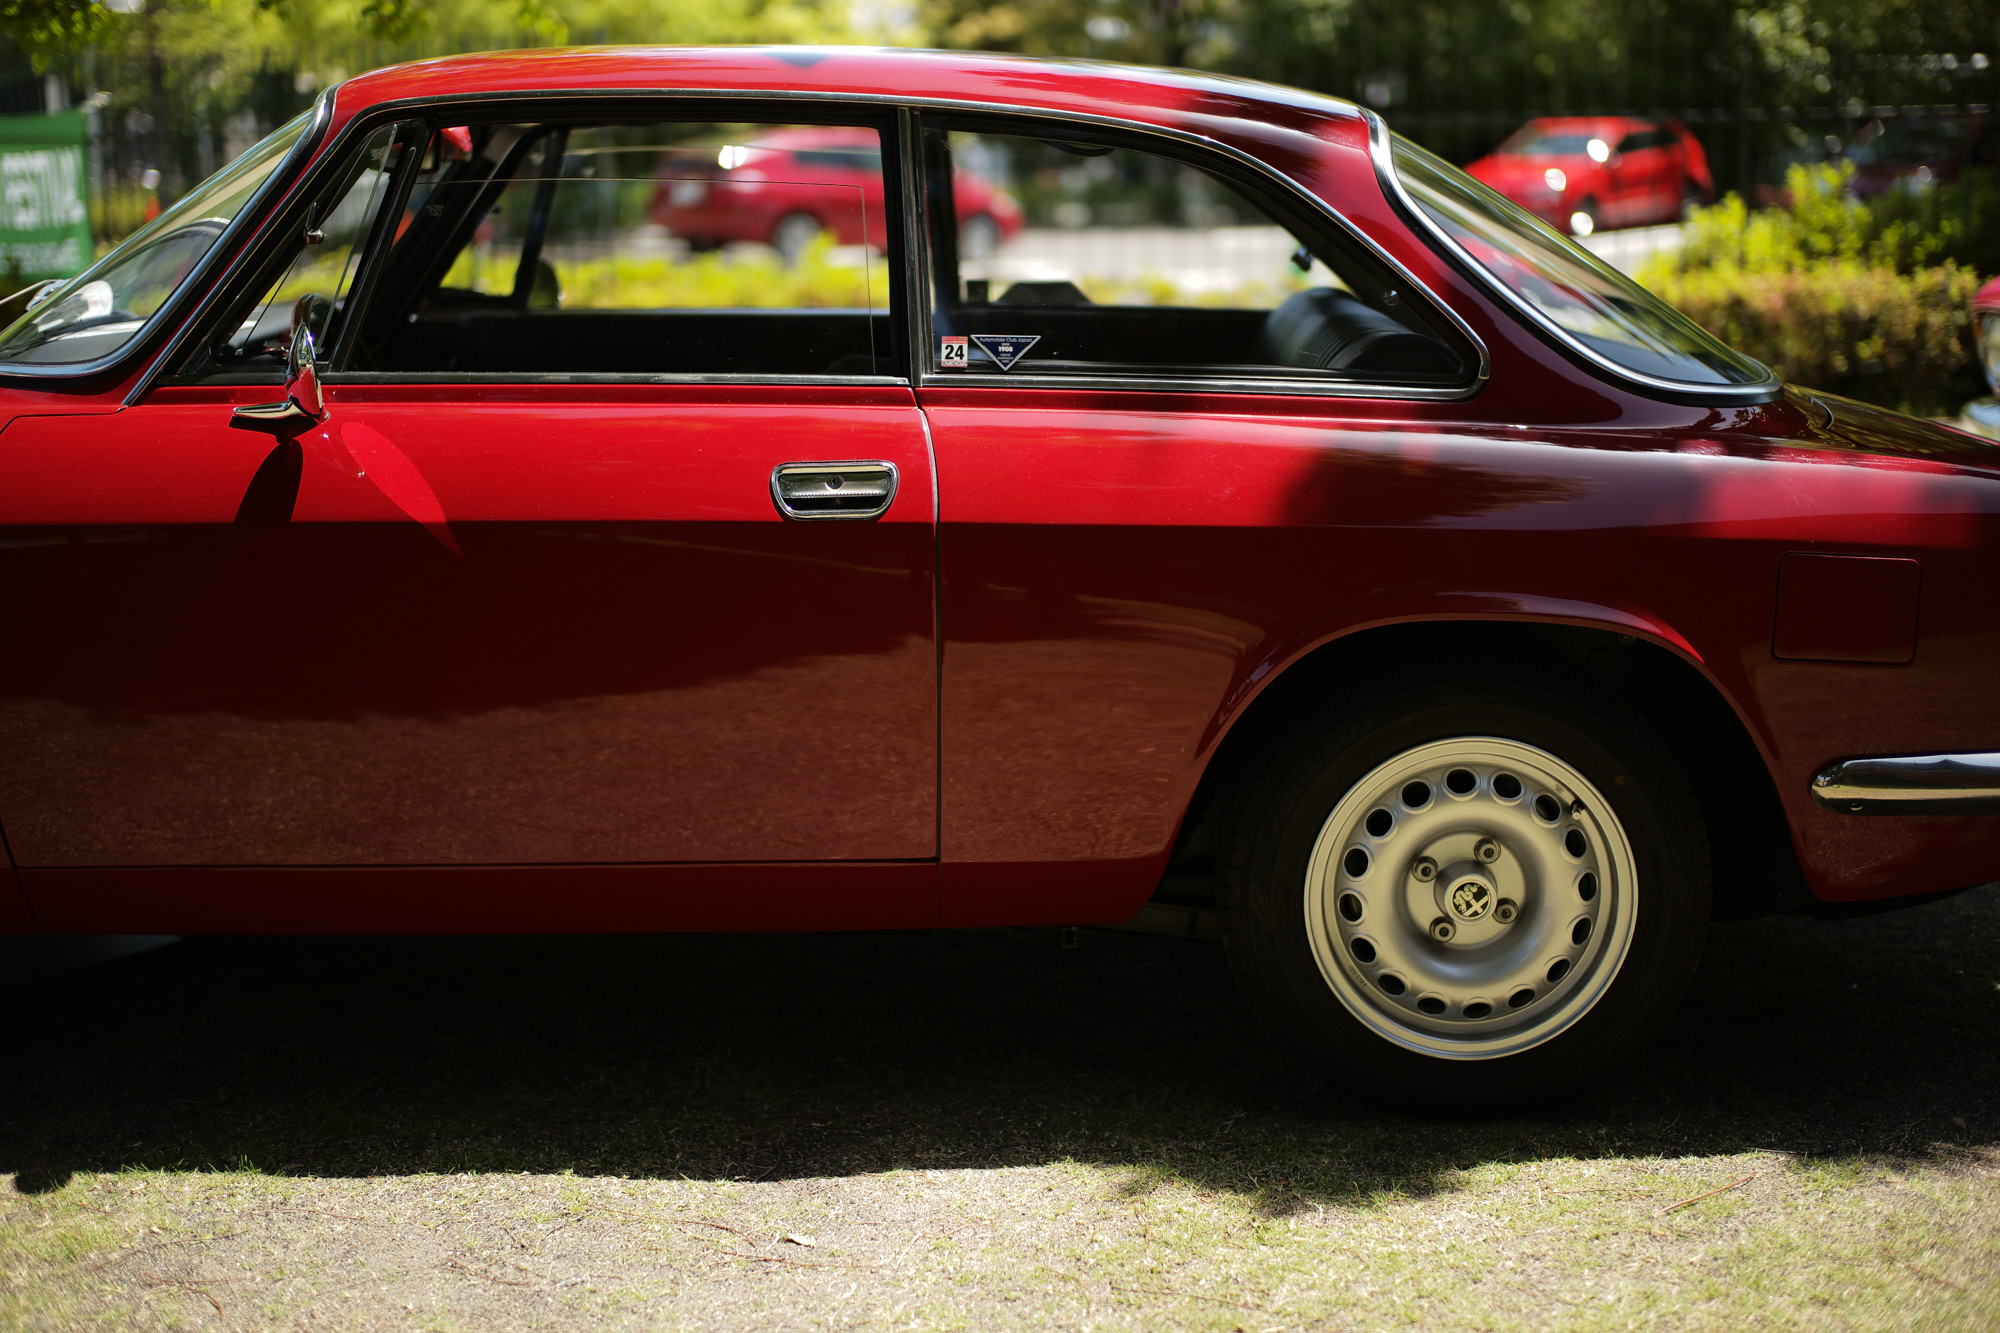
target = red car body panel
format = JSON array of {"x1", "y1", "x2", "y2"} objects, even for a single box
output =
[
  {"x1": 926, "y1": 383, "x2": 2000, "y2": 923},
  {"x1": 1466, "y1": 116, "x2": 1713, "y2": 234},
  {"x1": 0, "y1": 48, "x2": 1993, "y2": 937},
  {"x1": 0, "y1": 382, "x2": 937, "y2": 868}
]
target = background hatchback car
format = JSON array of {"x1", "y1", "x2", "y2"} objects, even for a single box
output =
[
  {"x1": 0, "y1": 48, "x2": 1992, "y2": 1109},
  {"x1": 1466, "y1": 115, "x2": 1714, "y2": 235},
  {"x1": 649, "y1": 124, "x2": 1022, "y2": 260}
]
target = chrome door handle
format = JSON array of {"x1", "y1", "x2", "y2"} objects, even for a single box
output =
[{"x1": 770, "y1": 461, "x2": 899, "y2": 520}]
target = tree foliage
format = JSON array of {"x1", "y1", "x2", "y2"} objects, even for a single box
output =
[
  {"x1": 912, "y1": 0, "x2": 1998, "y2": 173},
  {"x1": 14, "y1": 0, "x2": 858, "y2": 215},
  {"x1": 2, "y1": 0, "x2": 123, "y2": 69}
]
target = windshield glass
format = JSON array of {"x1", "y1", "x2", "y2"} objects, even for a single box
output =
[
  {"x1": 1389, "y1": 134, "x2": 1770, "y2": 388},
  {"x1": 0, "y1": 110, "x2": 311, "y2": 367}
]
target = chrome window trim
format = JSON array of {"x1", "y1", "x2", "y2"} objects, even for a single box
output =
[
  {"x1": 191, "y1": 84, "x2": 1487, "y2": 401},
  {"x1": 1360, "y1": 108, "x2": 1781, "y2": 404},
  {"x1": 1811, "y1": 752, "x2": 2000, "y2": 815},
  {"x1": 316, "y1": 372, "x2": 911, "y2": 388},
  {"x1": 897, "y1": 105, "x2": 929, "y2": 388},
  {"x1": 0, "y1": 88, "x2": 337, "y2": 390},
  {"x1": 916, "y1": 371, "x2": 1464, "y2": 399}
]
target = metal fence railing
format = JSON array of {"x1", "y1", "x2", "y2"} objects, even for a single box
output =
[{"x1": 2, "y1": 26, "x2": 1995, "y2": 252}]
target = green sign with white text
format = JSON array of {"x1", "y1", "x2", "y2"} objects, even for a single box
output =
[{"x1": 0, "y1": 109, "x2": 91, "y2": 280}]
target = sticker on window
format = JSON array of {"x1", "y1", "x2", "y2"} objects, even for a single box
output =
[
  {"x1": 970, "y1": 333, "x2": 1039, "y2": 371},
  {"x1": 939, "y1": 335, "x2": 968, "y2": 368}
]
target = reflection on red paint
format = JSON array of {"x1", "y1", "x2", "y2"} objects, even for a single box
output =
[{"x1": 335, "y1": 420, "x2": 461, "y2": 554}]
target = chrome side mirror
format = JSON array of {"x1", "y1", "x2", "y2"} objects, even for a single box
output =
[{"x1": 232, "y1": 324, "x2": 326, "y2": 429}]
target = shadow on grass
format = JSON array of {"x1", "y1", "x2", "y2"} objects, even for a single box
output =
[{"x1": 4, "y1": 884, "x2": 1997, "y2": 1210}]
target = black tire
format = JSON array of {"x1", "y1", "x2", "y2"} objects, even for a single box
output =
[{"x1": 1217, "y1": 665, "x2": 1709, "y2": 1108}]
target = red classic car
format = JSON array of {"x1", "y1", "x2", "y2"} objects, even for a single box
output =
[
  {"x1": 0, "y1": 48, "x2": 1993, "y2": 1105},
  {"x1": 1466, "y1": 116, "x2": 1714, "y2": 236},
  {"x1": 648, "y1": 124, "x2": 1022, "y2": 260}
]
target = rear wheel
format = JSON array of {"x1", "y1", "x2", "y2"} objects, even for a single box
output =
[{"x1": 1218, "y1": 670, "x2": 1708, "y2": 1106}]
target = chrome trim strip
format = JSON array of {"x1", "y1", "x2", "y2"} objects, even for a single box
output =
[
  {"x1": 1811, "y1": 752, "x2": 2000, "y2": 815},
  {"x1": 221, "y1": 84, "x2": 1488, "y2": 401},
  {"x1": 316, "y1": 372, "x2": 910, "y2": 388},
  {"x1": 328, "y1": 117, "x2": 431, "y2": 372},
  {"x1": 0, "y1": 87, "x2": 339, "y2": 394},
  {"x1": 1360, "y1": 107, "x2": 1781, "y2": 405},
  {"x1": 919, "y1": 370, "x2": 1463, "y2": 399},
  {"x1": 897, "y1": 105, "x2": 928, "y2": 386}
]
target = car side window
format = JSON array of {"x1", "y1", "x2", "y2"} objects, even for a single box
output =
[
  {"x1": 173, "y1": 122, "x2": 414, "y2": 383},
  {"x1": 1617, "y1": 128, "x2": 1672, "y2": 153},
  {"x1": 346, "y1": 119, "x2": 897, "y2": 379},
  {"x1": 920, "y1": 119, "x2": 1469, "y2": 388}
]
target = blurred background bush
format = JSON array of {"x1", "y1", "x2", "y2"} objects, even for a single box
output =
[{"x1": 1640, "y1": 163, "x2": 1997, "y2": 413}]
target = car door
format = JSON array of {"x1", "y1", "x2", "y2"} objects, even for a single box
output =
[
  {"x1": 911, "y1": 116, "x2": 1482, "y2": 926},
  {"x1": 0, "y1": 107, "x2": 938, "y2": 928},
  {"x1": 1611, "y1": 127, "x2": 1671, "y2": 225}
]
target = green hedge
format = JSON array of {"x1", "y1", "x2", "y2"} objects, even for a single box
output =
[
  {"x1": 1638, "y1": 163, "x2": 1993, "y2": 415},
  {"x1": 1644, "y1": 261, "x2": 1985, "y2": 418}
]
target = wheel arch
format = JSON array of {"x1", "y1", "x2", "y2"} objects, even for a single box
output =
[{"x1": 1164, "y1": 616, "x2": 1807, "y2": 922}]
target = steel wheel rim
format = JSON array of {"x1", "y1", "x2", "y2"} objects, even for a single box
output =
[{"x1": 1303, "y1": 737, "x2": 1638, "y2": 1061}]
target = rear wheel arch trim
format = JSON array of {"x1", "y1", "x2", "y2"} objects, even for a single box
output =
[
  {"x1": 1197, "y1": 602, "x2": 1770, "y2": 771},
  {"x1": 1164, "y1": 606, "x2": 1792, "y2": 901}
]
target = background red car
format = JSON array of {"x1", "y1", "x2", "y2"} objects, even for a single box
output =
[
  {"x1": 650, "y1": 125, "x2": 1022, "y2": 260},
  {"x1": 1839, "y1": 114, "x2": 1995, "y2": 198},
  {"x1": 1466, "y1": 116, "x2": 1714, "y2": 235}
]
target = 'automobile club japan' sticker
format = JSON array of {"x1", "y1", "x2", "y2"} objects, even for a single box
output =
[{"x1": 941, "y1": 333, "x2": 1039, "y2": 370}]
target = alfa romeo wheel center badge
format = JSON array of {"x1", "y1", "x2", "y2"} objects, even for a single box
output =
[{"x1": 1447, "y1": 873, "x2": 1495, "y2": 922}]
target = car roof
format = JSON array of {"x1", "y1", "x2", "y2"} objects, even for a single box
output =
[{"x1": 329, "y1": 46, "x2": 1369, "y2": 153}]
